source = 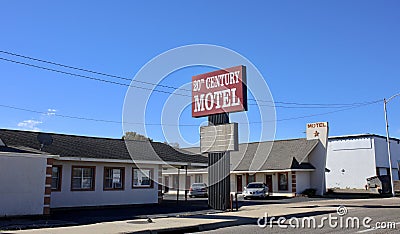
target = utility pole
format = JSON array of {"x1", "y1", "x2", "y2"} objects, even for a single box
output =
[{"x1": 383, "y1": 93, "x2": 400, "y2": 197}]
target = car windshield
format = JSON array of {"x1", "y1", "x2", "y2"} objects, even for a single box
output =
[
  {"x1": 247, "y1": 183, "x2": 263, "y2": 188},
  {"x1": 192, "y1": 183, "x2": 206, "y2": 188}
]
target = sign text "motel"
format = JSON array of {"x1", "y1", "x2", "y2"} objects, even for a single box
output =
[{"x1": 192, "y1": 66, "x2": 247, "y2": 117}]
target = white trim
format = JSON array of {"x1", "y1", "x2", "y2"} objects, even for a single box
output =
[
  {"x1": 0, "y1": 152, "x2": 58, "y2": 159},
  {"x1": 163, "y1": 168, "x2": 315, "y2": 175},
  {"x1": 0, "y1": 138, "x2": 5, "y2": 146},
  {"x1": 56, "y1": 157, "x2": 133, "y2": 163},
  {"x1": 231, "y1": 169, "x2": 314, "y2": 173},
  {"x1": 0, "y1": 153, "x2": 208, "y2": 167},
  {"x1": 163, "y1": 171, "x2": 208, "y2": 175},
  {"x1": 55, "y1": 157, "x2": 208, "y2": 167}
]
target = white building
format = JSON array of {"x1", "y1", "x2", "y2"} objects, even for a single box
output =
[
  {"x1": 326, "y1": 134, "x2": 400, "y2": 189},
  {"x1": 0, "y1": 129, "x2": 207, "y2": 217}
]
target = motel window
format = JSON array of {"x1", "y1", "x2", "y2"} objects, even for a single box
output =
[
  {"x1": 247, "y1": 174, "x2": 255, "y2": 184},
  {"x1": 132, "y1": 168, "x2": 153, "y2": 188},
  {"x1": 71, "y1": 166, "x2": 95, "y2": 191},
  {"x1": 51, "y1": 165, "x2": 62, "y2": 191},
  {"x1": 386, "y1": 168, "x2": 391, "y2": 176},
  {"x1": 278, "y1": 172, "x2": 288, "y2": 191},
  {"x1": 104, "y1": 167, "x2": 124, "y2": 190},
  {"x1": 376, "y1": 167, "x2": 380, "y2": 176},
  {"x1": 195, "y1": 174, "x2": 203, "y2": 183}
]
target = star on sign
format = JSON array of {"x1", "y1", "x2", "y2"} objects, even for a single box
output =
[{"x1": 314, "y1": 131, "x2": 320, "y2": 137}]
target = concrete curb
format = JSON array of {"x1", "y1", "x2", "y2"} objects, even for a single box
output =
[{"x1": 129, "y1": 217, "x2": 254, "y2": 234}]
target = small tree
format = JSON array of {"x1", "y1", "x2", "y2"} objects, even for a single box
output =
[
  {"x1": 163, "y1": 141, "x2": 180, "y2": 148},
  {"x1": 169, "y1": 142, "x2": 180, "y2": 148},
  {"x1": 122, "y1": 131, "x2": 153, "y2": 141}
]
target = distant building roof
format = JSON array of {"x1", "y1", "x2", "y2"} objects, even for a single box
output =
[
  {"x1": 0, "y1": 129, "x2": 207, "y2": 166},
  {"x1": 329, "y1": 133, "x2": 400, "y2": 142}
]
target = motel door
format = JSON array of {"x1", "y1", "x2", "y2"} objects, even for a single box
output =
[
  {"x1": 236, "y1": 175, "x2": 243, "y2": 192},
  {"x1": 266, "y1": 175, "x2": 273, "y2": 193}
]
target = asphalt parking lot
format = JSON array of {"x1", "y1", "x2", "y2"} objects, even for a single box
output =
[{"x1": 0, "y1": 194, "x2": 360, "y2": 231}]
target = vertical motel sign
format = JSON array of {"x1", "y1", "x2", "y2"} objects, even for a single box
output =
[
  {"x1": 192, "y1": 65, "x2": 247, "y2": 153},
  {"x1": 192, "y1": 65, "x2": 247, "y2": 118}
]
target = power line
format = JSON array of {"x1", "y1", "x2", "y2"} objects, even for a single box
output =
[
  {"x1": 0, "y1": 50, "x2": 185, "y2": 91},
  {"x1": 275, "y1": 100, "x2": 382, "y2": 122},
  {"x1": 0, "y1": 50, "x2": 380, "y2": 107},
  {"x1": 0, "y1": 100, "x2": 381, "y2": 126},
  {"x1": 0, "y1": 104, "x2": 197, "y2": 126},
  {"x1": 0, "y1": 57, "x2": 190, "y2": 97},
  {"x1": 0, "y1": 56, "x2": 380, "y2": 109}
]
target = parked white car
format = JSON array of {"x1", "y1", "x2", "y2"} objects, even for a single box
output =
[
  {"x1": 243, "y1": 182, "x2": 269, "y2": 199},
  {"x1": 189, "y1": 183, "x2": 208, "y2": 198}
]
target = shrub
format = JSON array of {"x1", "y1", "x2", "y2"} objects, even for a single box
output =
[{"x1": 302, "y1": 188, "x2": 317, "y2": 197}]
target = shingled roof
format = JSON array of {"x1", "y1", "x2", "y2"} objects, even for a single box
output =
[
  {"x1": 184, "y1": 138, "x2": 319, "y2": 171},
  {"x1": 0, "y1": 129, "x2": 208, "y2": 165},
  {"x1": 232, "y1": 138, "x2": 318, "y2": 171}
]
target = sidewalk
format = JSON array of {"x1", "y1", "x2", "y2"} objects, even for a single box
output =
[{"x1": 2, "y1": 197, "x2": 398, "y2": 234}]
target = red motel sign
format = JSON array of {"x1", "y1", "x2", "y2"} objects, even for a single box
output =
[{"x1": 192, "y1": 65, "x2": 247, "y2": 118}]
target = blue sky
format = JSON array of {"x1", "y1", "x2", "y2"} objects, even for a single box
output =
[{"x1": 0, "y1": 1, "x2": 399, "y2": 146}]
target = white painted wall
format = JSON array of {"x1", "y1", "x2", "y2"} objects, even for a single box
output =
[
  {"x1": 308, "y1": 142, "x2": 327, "y2": 195},
  {"x1": 255, "y1": 173, "x2": 264, "y2": 182},
  {"x1": 50, "y1": 161, "x2": 158, "y2": 208},
  {"x1": 230, "y1": 174, "x2": 236, "y2": 192},
  {"x1": 326, "y1": 137, "x2": 376, "y2": 189},
  {"x1": 0, "y1": 153, "x2": 47, "y2": 216},
  {"x1": 270, "y1": 173, "x2": 278, "y2": 193},
  {"x1": 296, "y1": 171, "x2": 311, "y2": 194}
]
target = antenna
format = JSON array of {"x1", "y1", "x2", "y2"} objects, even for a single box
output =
[{"x1": 37, "y1": 133, "x2": 53, "y2": 151}]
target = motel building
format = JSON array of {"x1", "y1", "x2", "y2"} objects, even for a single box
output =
[
  {"x1": 164, "y1": 138, "x2": 326, "y2": 197},
  {"x1": 163, "y1": 123, "x2": 329, "y2": 197},
  {"x1": 0, "y1": 129, "x2": 207, "y2": 217},
  {"x1": 163, "y1": 131, "x2": 400, "y2": 197}
]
